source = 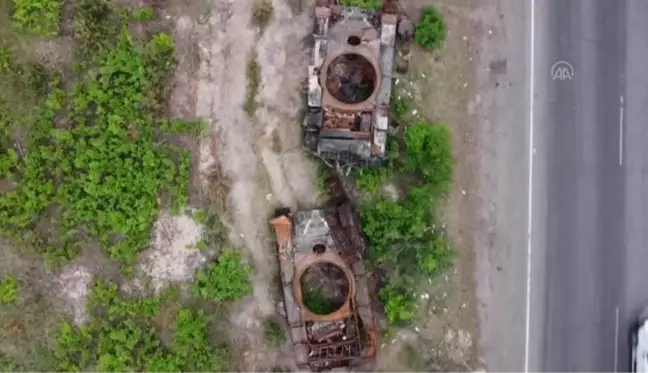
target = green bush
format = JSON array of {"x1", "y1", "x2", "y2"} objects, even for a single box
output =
[
  {"x1": 414, "y1": 6, "x2": 446, "y2": 50},
  {"x1": 354, "y1": 167, "x2": 392, "y2": 195},
  {"x1": 192, "y1": 249, "x2": 253, "y2": 302},
  {"x1": 54, "y1": 281, "x2": 231, "y2": 372},
  {"x1": 356, "y1": 120, "x2": 455, "y2": 326},
  {"x1": 0, "y1": 274, "x2": 18, "y2": 304},
  {"x1": 379, "y1": 283, "x2": 418, "y2": 324},
  {"x1": 403, "y1": 121, "x2": 453, "y2": 191},
  {"x1": 339, "y1": 0, "x2": 381, "y2": 10},
  {"x1": 0, "y1": 28, "x2": 198, "y2": 265},
  {"x1": 11, "y1": 0, "x2": 62, "y2": 36}
]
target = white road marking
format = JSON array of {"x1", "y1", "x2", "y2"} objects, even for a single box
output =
[
  {"x1": 619, "y1": 95, "x2": 624, "y2": 165},
  {"x1": 614, "y1": 307, "x2": 620, "y2": 372},
  {"x1": 524, "y1": 0, "x2": 536, "y2": 371}
]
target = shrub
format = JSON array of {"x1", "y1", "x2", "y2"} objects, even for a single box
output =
[
  {"x1": 339, "y1": 0, "x2": 381, "y2": 10},
  {"x1": 380, "y1": 283, "x2": 418, "y2": 324},
  {"x1": 414, "y1": 6, "x2": 446, "y2": 50},
  {"x1": 192, "y1": 249, "x2": 253, "y2": 302},
  {"x1": 354, "y1": 167, "x2": 392, "y2": 196},
  {"x1": 54, "y1": 281, "x2": 231, "y2": 372},
  {"x1": 11, "y1": 0, "x2": 62, "y2": 36},
  {"x1": 0, "y1": 28, "x2": 198, "y2": 265},
  {"x1": 170, "y1": 309, "x2": 231, "y2": 372},
  {"x1": 403, "y1": 121, "x2": 453, "y2": 191},
  {"x1": 0, "y1": 275, "x2": 18, "y2": 304}
]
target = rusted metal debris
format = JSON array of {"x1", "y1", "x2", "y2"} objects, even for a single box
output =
[
  {"x1": 270, "y1": 199, "x2": 381, "y2": 372},
  {"x1": 303, "y1": 0, "x2": 410, "y2": 166}
]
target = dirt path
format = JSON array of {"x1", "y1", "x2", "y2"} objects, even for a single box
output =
[{"x1": 170, "y1": 0, "x2": 321, "y2": 369}]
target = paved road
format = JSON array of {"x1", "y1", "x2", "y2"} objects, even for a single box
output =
[{"x1": 531, "y1": 0, "x2": 648, "y2": 371}]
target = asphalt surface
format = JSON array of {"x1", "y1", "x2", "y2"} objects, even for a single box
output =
[{"x1": 534, "y1": 0, "x2": 648, "y2": 371}]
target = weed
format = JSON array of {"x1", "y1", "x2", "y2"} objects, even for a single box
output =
[
  {"x1": 391, "y1": 94, "x2": 412, "y2": 121},
  {"x1": 339, "y1": 0, "x2": 381, "y2": 10},
  {"x1": 11, "y1": 0, "x2": 62, "y2": 36},
  {"x1": 131, "y1": 7, "x2": 155, "y2": 21},
  {"x1": 244, "y1": 52, "x2": 260, "y2": 118},
  {"x1": 263, "y1": 319, "x2": 285, "y2": 348},
  {"x1": 315, "y1": 165, "x2": 331, "y2": 199},
  {"x1": 302, "y1": 287, "x2": 336, "y2": 315},
  {"x1": 414, "y1": 6, "x2": 447, "y2": 50},
  {"x1": 192, "y1": 249, "x2": 253, "y2": 302},
  {"x1": 0, "y1": 275, "x2": 17, "y2": 304},
  {"x1": 252, "y1": 0, "x2": 274, "y2": 31}
]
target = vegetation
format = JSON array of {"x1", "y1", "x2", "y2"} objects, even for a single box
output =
[
  {"x1": 11, "y1": 0, "x2": 62, "y2": 36},
  {"x1": 315, "y1": 164, "x2": 332, "y2": 199},
  {"x1": 54, "y1": 281, "x2": 231, "y2": 372},
  {"x1": 244, "y1": 52, "x2": 260, "y2": 118},
  {"x1": 302, "y1": 287, "x2": 337, "y2": 315},
  {"x1": 414, "y1": 5, "x2": 447, "y2": 50},
  {"x1": 403, "y1": 122, "x2": 454, "y2": 191},
  {"x1": 0, "y1": 7, "x2": 198, "y2": 266},
  {"x1": 263, "y1": 319, "x2": 284, "y2": 348},
  {"x1": 339, "y1": 0, "x2": 381, "y2": 11},
  {"x1": 131, "y1": 7, "x2": 155, "y2": 21},
  {"x1": 357, "y1": 121, "x2": 454, "y2": 324},
  {"x1": 192, "y1": 249, "x2": 253, "y2": 302},
  {"x1": 0, "y1": 275, "x2": 18, "y2": 304},
  {"x1": 0, "y1": 2, "x2": 250, "y2": 371},
  {"x1": 252, "y1": 0, "x2": 274, "y2": 31}
]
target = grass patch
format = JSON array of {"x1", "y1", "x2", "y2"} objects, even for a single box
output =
[
  {"x1": 11, "y1": 0, "x2": 62, "y2": 36},
  {"x1": 263, "y1": 319, "x2": 284, "y2": 348},
  {"x1": 131, "y1": 7, "x2": 155, "y2": 21},
  {"x1": 252, "y1": 0, "x2": 274, "y2": 31},
  {"x1": 244, "y1": 51, "x2": 260, "y2": 118},
  {"x1": 0, "y1": 275, "x2": 17, "y2": 304},
  {"x1": 339, "y1": 0, "x2": 381, "y2": 10},
  {"x1": 414, "y1": 5, "x2": 447, "y2": 50},
  {"x1": 192, "y1": 248, "x2": 253, "y2": 302}
]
